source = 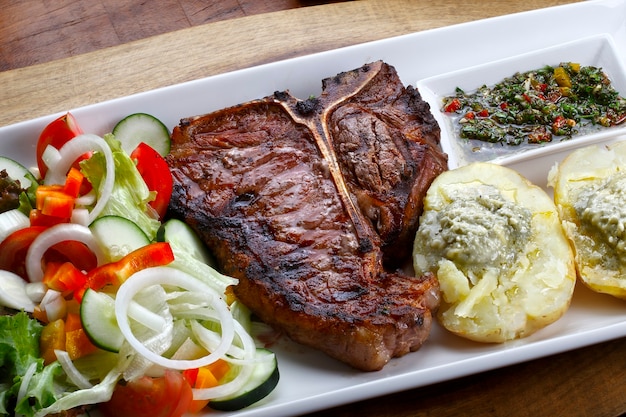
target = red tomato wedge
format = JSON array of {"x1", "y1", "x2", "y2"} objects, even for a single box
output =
[
  {"x1": 100, "y1": 370, "x2": 193, "y2": 417},
  {"x1": 0, "y1": 226, "x2": 98, "y2": 281},
  {"x1": 130, "y1": 142, "x2": 173, "y2": 219},
  {"x1": 0, "y1": 226, "x2": 47, "y2": 280},
  {"x1": 36, "y1": 113, "x2": 84, "y2": 178}
]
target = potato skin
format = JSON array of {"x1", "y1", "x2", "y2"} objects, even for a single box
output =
[
  {"x1": 413, "y1": 162, "x2": 576, "y2": 343},
  {"x1": 550, "y1": 140, "x2": 626, "y2": 299}
]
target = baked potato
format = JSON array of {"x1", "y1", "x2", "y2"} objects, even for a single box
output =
[
  {"x1": 549, "y1": 140, "x2": 626, "y2": 299},
  {"x1": 413, "y1": 162, "x2": 576, "y2": 342}
]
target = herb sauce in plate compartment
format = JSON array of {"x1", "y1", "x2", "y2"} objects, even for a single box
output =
[{"x1": 418, "y1": 34, "x2": 626, "y2": 170}]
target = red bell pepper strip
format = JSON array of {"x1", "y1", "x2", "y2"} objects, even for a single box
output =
[{"x1": 86, "y1": 242, "x2": 175, "y2": 290}]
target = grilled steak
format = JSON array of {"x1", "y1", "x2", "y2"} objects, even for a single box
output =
[{"x1": 166, "y1": 61, "x2": 447, "y2": 371}]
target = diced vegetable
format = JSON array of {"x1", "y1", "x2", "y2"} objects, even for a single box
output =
[
  {"x1": 40, "y1": 318, "x2": 66, "y2": 365},
  {"x1": 65, "y1": 312, "x2": 98, "y2": 360}
]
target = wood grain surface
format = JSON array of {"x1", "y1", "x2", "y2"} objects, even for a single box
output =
[{"x1": 3, "y1": 1, "x2": 626, "y2": 417}]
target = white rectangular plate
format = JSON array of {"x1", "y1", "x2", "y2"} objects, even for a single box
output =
[{"x1": 2, "y1": 1, "x2": 626, "y2": 416}]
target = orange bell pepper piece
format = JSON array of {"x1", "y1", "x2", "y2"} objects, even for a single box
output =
[
  {"x1": 183, "y1": 360, "x2": 231, "y2": 413},
  {"x1": 43, "y1": 261, "x2": 87, "y2": 294},
  {"x1": 66, "y1": 329, "x2": 98, "y2": 360}
]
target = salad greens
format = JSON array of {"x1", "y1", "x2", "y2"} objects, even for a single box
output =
[
  {"x1": 0, "y1": 311, "x2": 64, "y2": 417},
  {"x1": 81, "y1": 134, "x2": 161, "y2": 240},
  {"x1": 0, "y1": 112, "x2": 278, "y2": 417}
]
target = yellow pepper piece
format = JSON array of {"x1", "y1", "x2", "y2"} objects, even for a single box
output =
[
  {"x1": 40, "y1": 319, "x2": 66, "y2": 365},
  {"x1": 554, "y1": 67, "x2": 572, "y2": 88}
]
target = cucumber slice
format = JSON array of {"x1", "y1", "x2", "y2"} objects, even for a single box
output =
[
  {"x1": 80, "y1": 288, "x2": 124, "y2": 352},
  {"x1": 89, "y1": 215, "x2": 150, "y2": 261},
  {"x1": 0, "y1": 156, "x2": 37, "y2": 189},
  {"x1": 209, "y1": 348, "x2": 280, "y2": 411},
  {"x1": 157, "y1": 218, "x2": 213, "y2": 265},
  {"x1": 112, "y1": 113, "x2": 171, "y2": 157}
]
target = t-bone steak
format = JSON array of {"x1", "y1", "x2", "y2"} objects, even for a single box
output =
[{"x1": 166, "y1": 61, "x2": 448, "y2": 371}]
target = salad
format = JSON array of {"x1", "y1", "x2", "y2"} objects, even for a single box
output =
[{"x1": 0, "y1": 113, "x2": 279, "y2": 417}]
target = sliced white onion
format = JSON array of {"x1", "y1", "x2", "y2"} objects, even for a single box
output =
[
  {"x1": 128, "y1": 300, "x2": 167, "y2": 332},
  {"x1": 25, "y1": 223, "x2": 106, "y2": 282},
  {"x1": 0, "y1": 209, "x2": 29, "y2": 244},
  {"x1": 115, "y1": 266, "x2": 235, "y2": 370},
  {"x1": 0, "y1": 270, "x2": 36, "y2": 312},
  {"x1": 70, "y1": 208, "x2": 91, "y2": 227},
  {"x1": 192, "y1": 319, "x2": 257, "y2": 400},
  {"x1": 40, "y1": 289, "x2": 67, "y2": 322},
  {"x1": 16, "y1": 361, "x2": 38, "y2": 416},
  {"x1": 191, "y1": 316, "x2": 246, "y2": 359},
  {"x1": 43, "y1": 133, "x2": 115, "y2": 224},
  {"x1": 75, "y1": 191, "x2": 96, "y2": 206},
  {"x1": 55, "y1": 349, "x2": 93, "y2": 389},
  {"x1": 170, "y1": 337, "x2": 207, "y2": 361},
  {"x1": 41, "y1": 144, "x2": 62, "y2": 172},
  {"x1": 25, "y1": 282, "x2": 47, "y2": 303}
]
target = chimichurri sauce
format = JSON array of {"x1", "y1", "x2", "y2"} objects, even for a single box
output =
[{"x1": 442, "y1": 62, "x2": 626, "y2": 159}]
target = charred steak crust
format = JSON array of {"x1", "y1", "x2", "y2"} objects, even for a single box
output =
[{"x1": 167, "y1": 61, "x2": 447, "y2": 371}]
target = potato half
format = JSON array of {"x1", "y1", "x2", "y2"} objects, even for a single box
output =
[
  {"x1": 550, "y1": 140, "x2": 626, "y2": 299},
  {"x1": 413, "y1": 162, "x2": 576, "y2": 343}
]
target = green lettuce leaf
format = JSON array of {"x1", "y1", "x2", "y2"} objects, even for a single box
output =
[
  {"x1": 80, "y1": 134, "x2": 160, "y2": 240},
  {"x1": 0, "y1": 311, "x2": 58, "y2": 417}
]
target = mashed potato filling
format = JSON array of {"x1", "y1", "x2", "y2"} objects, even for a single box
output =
[
  {"x1": 414, "y1": 162, "x2": 576, "y2": 343},
  {"x1": 550, "y1": 140, "x2": 626, "y2": 299}
]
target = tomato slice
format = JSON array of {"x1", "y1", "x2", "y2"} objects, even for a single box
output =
[
  {"x1": 0, "y1": 226, "x2": 47, "y2": 280},
  {"x1": 130, "y1": 142, "x2": 173, "y2": 219},
  {"x1": 0, "y1": 226, "x2": 98, "y2": 281},
  {"x1": 36, "y1": 113, "x2": 84, "y2": 178},
  {"x1": 100, "y1": 370, "x2": 193, "y2": 417}
]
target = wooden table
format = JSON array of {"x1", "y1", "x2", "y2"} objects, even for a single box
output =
[{"x1": 3, "y1": 1, "x2": 626, "y2": 416}]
